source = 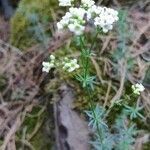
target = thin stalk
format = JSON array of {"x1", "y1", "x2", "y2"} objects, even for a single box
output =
[
  {"x1": 80, "y1": 36, "x2": 88, "y2": 78},
  {"x1": 79, "y1": 31, "x2": 103, "y2": 144},
  {"x1": 105, "y1": 93, "x2": 136, "y2": 119},
  {"x1": 87, "y1": 87, "x2": 103, "y2": 143},
  {"x1": 84, "y1": 51, "x2": 90, "y2": 78}
]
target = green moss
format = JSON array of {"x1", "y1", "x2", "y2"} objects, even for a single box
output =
[
  {"x1": 143, "y1": 142, "x2": 150, "y2": 150},
  {"x1": 0, "y1": 140, "x2": 3, "y2": 146},
  {"x1": 16, "y1": 106, "x2": 54, "y2": 149},
  {"x1": 30, "y1": 128, "x2": 52, "y2": 150},
  {"x1": 0, "y1": 75, "x2": 7, "y2": 91},
  {"x1": 10, "y1": 0, "x2": 58, "y2": 50},
  {"x1": 23, "y1": 106, "x2": 43, "y2": 133}
]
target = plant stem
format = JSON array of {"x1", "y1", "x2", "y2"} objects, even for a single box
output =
[
  {"x1": 87, "y1": 87, "x2": 103, "y2": 143},
  {"x1": 79, "y1": 31, "x2": 103, "y2": 144}
]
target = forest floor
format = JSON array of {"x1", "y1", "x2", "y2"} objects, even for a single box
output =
[{"x1": 0, "y1": 0, "x2": 150, "y2": 150}]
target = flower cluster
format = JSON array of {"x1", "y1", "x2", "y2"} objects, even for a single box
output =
[
  {"x1": 42, "y1": 55, "x2": 79, "y2": 73},
  {"x1": 63, "y1": 58, "x2": 80, "y2": 72},
  {"x1": 132, "y1": 83, "x2": 145, "y2": 95},
  {"x1": 57, "y1": 0, "x2": 118, "y2": 35},
  {"x1": 42, "y1": 55, "x2": 55, "y2": 72},
  {"x1": 81, "y1": 0, "x2": 95, "y2": 9},
  {"x1": 58, "y1": 0, "x2": 73, "y2": 6},
  {"x1": 57, "y1": 7, "x2": 86, "y2": 35},
  {"x1": 92, "y1": 7, "x2": 119, "y2": 33}
]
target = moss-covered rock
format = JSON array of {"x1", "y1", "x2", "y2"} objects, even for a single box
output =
[{"x1": 10, "y1": 0, "x2": 58, "y2": 50}]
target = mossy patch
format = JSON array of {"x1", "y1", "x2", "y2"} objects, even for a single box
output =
[
  {"x1": 16, "y1": 105, "x2": 54, "y2": 149},
  {"x1": 10, "y1": 0, "x2": 58, "y2": 50}
]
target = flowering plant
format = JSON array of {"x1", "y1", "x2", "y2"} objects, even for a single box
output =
[
  {"x1": 42, "y1": 55, "x2": 79, "y2": 73},
  {"x1": 42, "y1": 0, "x2": 146, "y2": 149},
  {"x1": 131, "y1": 83, "x2": 145, "y2": 95},
  {"x1": 57, "y1": 0, "x2": 118, "y2": 35}
]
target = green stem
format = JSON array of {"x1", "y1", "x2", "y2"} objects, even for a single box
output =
[
  {"x1": 80, "y1": 36, "x2": 90, "y2": 79},
  {"x1": 87, "y1": 87, "x2": 103, "y2": 144},
  {"x1": 79, "y1": 31, "x2": 103, "y2": 144},
  {"x1": 84, "y1": 51, "x2": 90, "y2": 78}
]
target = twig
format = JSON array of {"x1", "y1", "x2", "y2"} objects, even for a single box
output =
[
  {"x1": 103, "y1": 80, "x2": 112, "y2": 108},
  {"x1": 28, "y1": 119, "x2": 44, "y2": 141},
  {"x1": 0, "y1": 114, "x2": 21, "y2": 150},
  {"x1": 111, "y1": 60, "x2": 126, "y2": 103},
  {"x1": 17, "y1": 139, "x2": 35, "y2": 150}
]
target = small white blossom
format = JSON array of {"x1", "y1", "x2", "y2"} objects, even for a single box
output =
[
  {"x1": 132, "y1": 83, "x2": 145, "y2": 95},
  {"x1": 94, "y1": 7, "x2": 119, "y2": 33},
  {"x1": 57, "y1": 7, "x2": 86, "y2": 35},
  {"x1": 68, "y1": 23, "x2": 85, "y2": 35},
  {"x1": 42, "y1": 55, "x2": 56, "y2": 73},
  {"x1": 42, "y1": 62, "x2": 54, "y2": 73},
  {"x1": 50, "y1": 55, "x2": 55, "y2": 61},
  {"x1": 58, "y1": 0, "x2": 73, "y2": 6},
  {"x1": 81, "y1": 0, "x2": 95, "y2": 9},
  {"x1": 42, "y1": 55, "x2": 79, "y2": 73},
  {"x1": 63, "y1": 58, "x2": 80, "y2": 72},
  {"x1": 86, "y1": 5, "x2": 99, "y2": 20},
  {"x1": 57, "y1": 2, "x2": 118, "y2": 34}
]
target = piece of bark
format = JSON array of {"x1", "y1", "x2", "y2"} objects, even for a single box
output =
[{"x1": 54, "y1": 84, "x2": 90, "y2": 150}]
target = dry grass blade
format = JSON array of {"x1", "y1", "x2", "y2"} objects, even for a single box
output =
[
  {"x1": 0, "y1": 114, "x2": 21, "y2": 150},
  {"x1": 111, "y1": 60, "x2": 126, "y2": 103},
  {"x1": 91, "y1": 57, "x2": 103, "y2": 83},
  {"x1": 134, "y1": 134, "x2": 150, "y2": 150}
]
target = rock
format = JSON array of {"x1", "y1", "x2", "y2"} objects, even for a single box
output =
[{"x1": 54, "y1": 84, "x2": 90, "y2": 150}]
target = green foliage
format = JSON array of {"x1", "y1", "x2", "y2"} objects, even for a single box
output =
[
  {"x1": 90, "y1": 133, "x2": 114, "y2": 150},
  {"x1": 86, "y1": 106, "x2": 138, "y2": 150},
  {"x1": 85, "y1": 105, "x2": 107, "y2": 129},
  {"x1": 10, "y1": 0, "x2": 58, "y2": 50},
  {"x1": 76, "y1": 74, "x2": 96, "y2": 90},
  {"x1": 86, "y1": 105, "x2": 114, "y2": 150},
  {"x1": 73, "y1": 30, "x2": 139, "y2": 150},
  {"x1": 124, "y1": 105, "x2": 145, "y2": 120},
  {"x1": 114, "y1": 111, "x2": 137, "y2": 150},
  {"x1": 112, "y1": 10, "x2": 135, "y2": 72}
]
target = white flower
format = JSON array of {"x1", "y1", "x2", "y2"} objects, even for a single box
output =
[
  {"x1": 68, "y1": 23, "x2": 85, "y2": 35},
  {"x1": 50, "y1": 55, "x2": 55, "y2": 61},
  {"x1": 86, "y1": 5, "x2": 99, "y2": 20},
  {"x1": 58, "y1": 0, "x2": 73, "y2": 6},
  {"x1": 132, "y1": 83, "x2": 145, "y2": 95},
  {"x1": 57, "y1": 7, "x2": 86, "y2": 35},
  {"x1": 81, "y1": 0, "x2": 95, "y2": 9},
  {"x1": 57, "y1": 2, "x2": 118, "y2": 34},
  {"x1": 57, "y1": 22, "x2": 63, "y2": 30},
  {"x1": 42, "y1": 62, "x2": 54, "y2": 73},
  {"x1": 42, "y1": 55, "x2": 56, "y2": 73},
  {"x1": 69, "y1": 7, "x2": 86, "y2": 19},
  {"x1": 63, "y1": 58, "x2": 80, "y2": 72},
  {"x1": 93, "y1": 7, "x2": 118, "y2": 32}
]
